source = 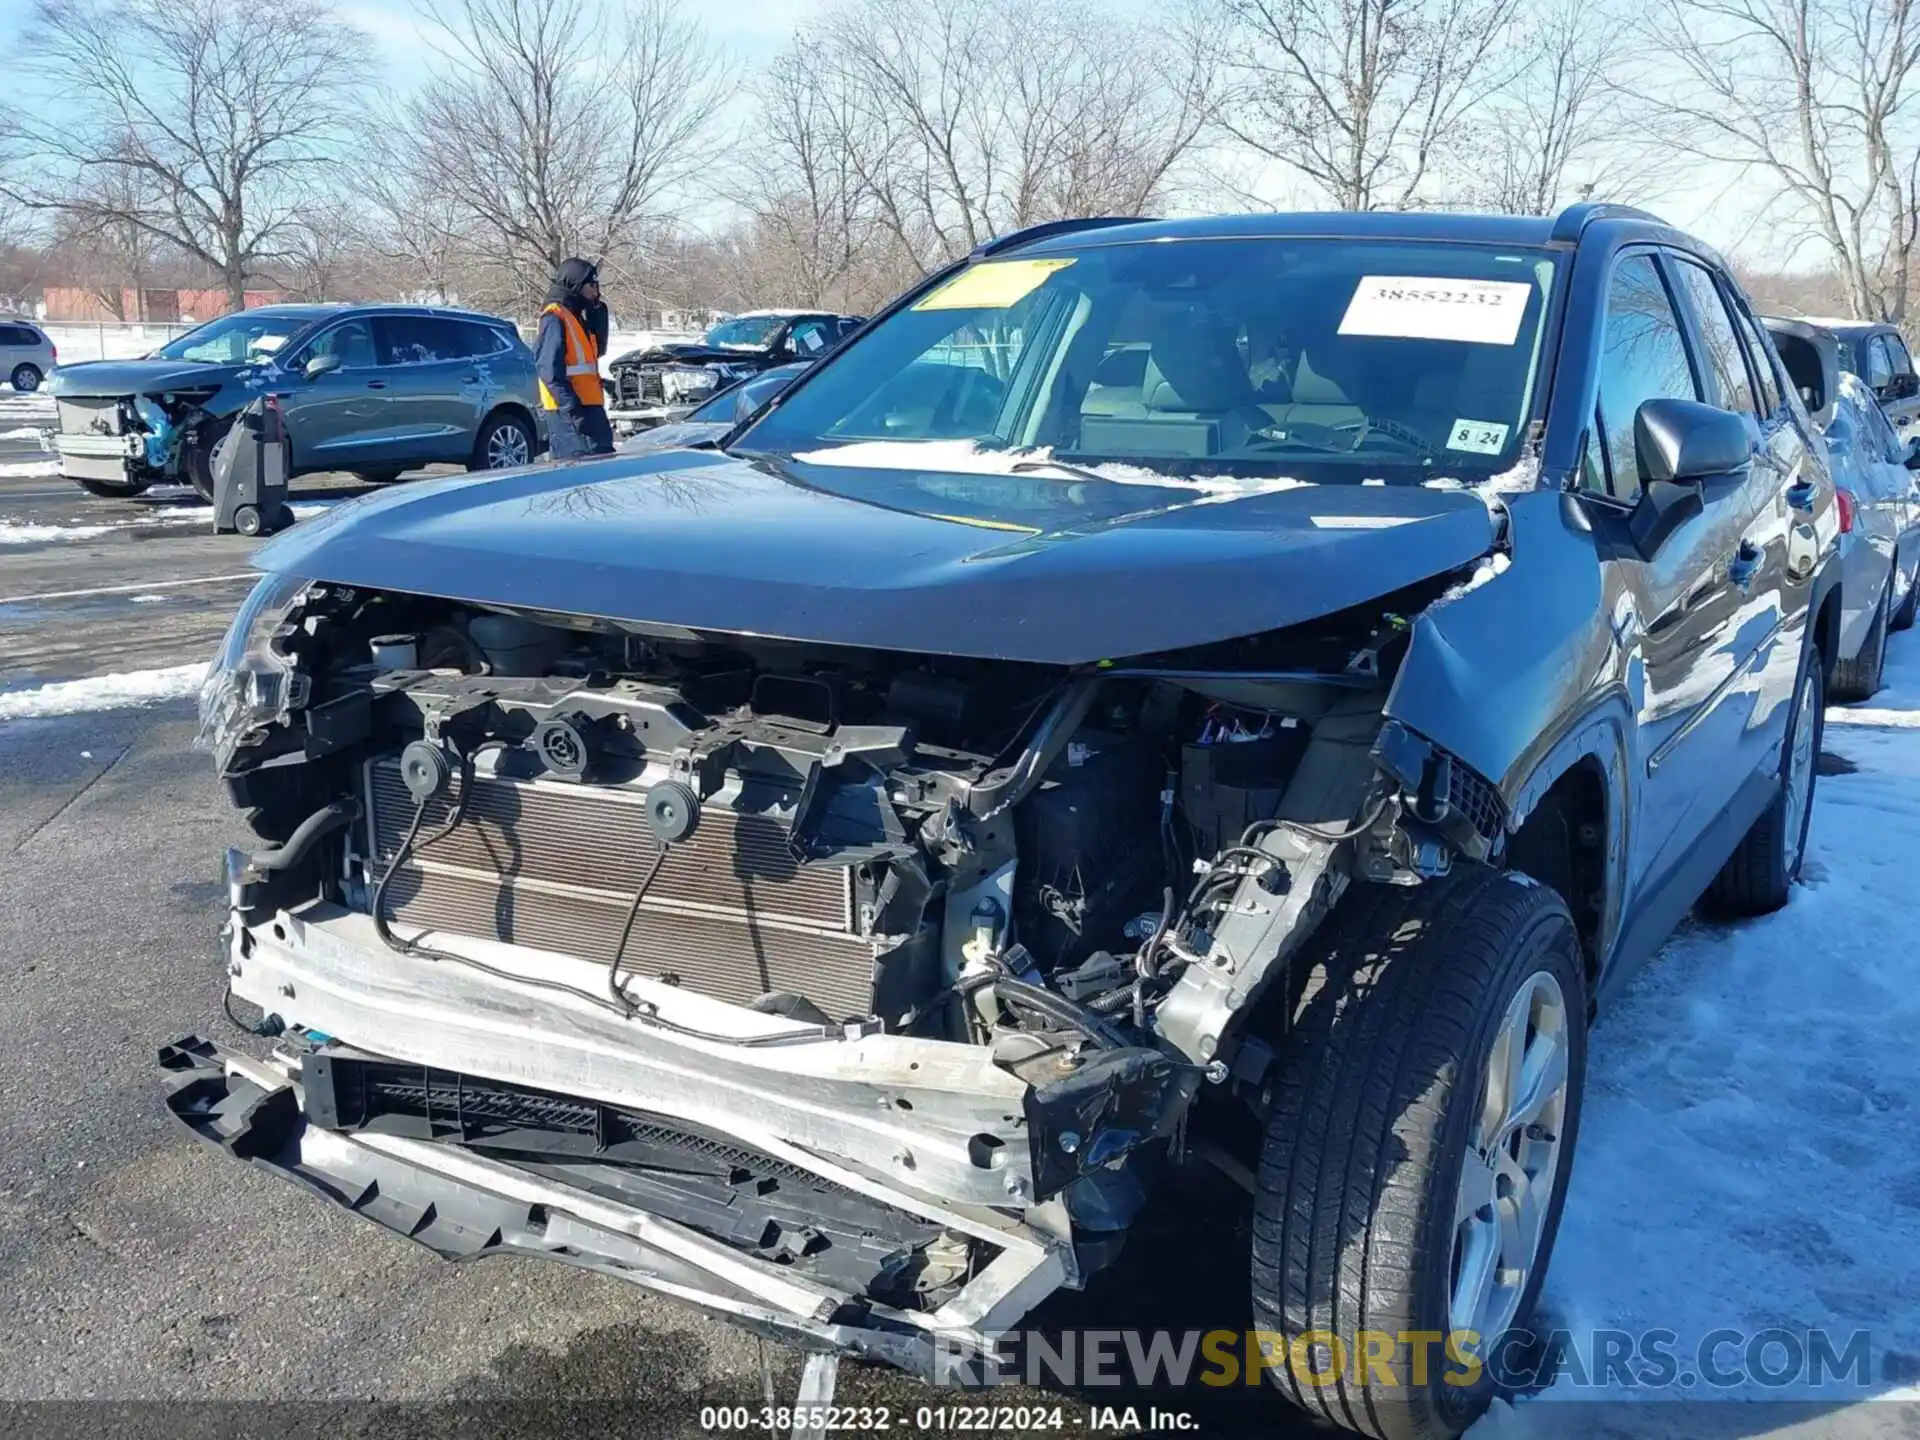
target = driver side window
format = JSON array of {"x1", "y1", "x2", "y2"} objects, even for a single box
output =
[
  {"x1": 298, "y1": 319, "x2": 379, "y2": 372},
  {"x1": 1591, "y1": 254, "x2": 1700, "y2": 504}
]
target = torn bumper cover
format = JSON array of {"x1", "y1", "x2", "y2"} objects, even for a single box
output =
[{"x1": 161, "y1": 1032, "x2": 1068, "y2": 1375}]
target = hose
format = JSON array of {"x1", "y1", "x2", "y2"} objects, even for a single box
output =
[{"x1": 241, "y1": 799, "x2": 361, "y2": 874}]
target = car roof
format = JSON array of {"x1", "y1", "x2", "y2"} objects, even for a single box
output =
[
  {"x1": 994, "y1": 206, "x2": 1733, "y2": 269},
  {"x1": 231, "y1": 302, "x2": 515, "y2": 326},
  {"x1": 1781, "y1": 315, "x2": 1897, "y2": 338}
]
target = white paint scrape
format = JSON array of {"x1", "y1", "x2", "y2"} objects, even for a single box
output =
[{"x1": 0, "y1": 664, "x2": 208, "y2": 720}]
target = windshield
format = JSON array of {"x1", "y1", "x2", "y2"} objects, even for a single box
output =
[
  {"x1": 704, "y1": 315, "x2": 786, "y2": 351},
  {"x1": 157, "y1": 312, "x2": 313, "y2": 364},
  {"x1": 735, "y1": 238, "x2": 1559, "y2": 482}
]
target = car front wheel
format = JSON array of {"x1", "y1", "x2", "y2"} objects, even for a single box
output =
[
  {"x1": 71, "y1": 472, "x2": 153, "y2": 498},
  {"x1": 1250, "y1": 866, "x2": 1586, "y2": 1440}
]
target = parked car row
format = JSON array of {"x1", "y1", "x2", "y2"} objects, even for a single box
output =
[
  {"x1": 1763, "y1": 314, "x2": 1920, "y2": 700},
  {"x1": 178, "y1": 203, "x2": 1883, "y2": 1440}
]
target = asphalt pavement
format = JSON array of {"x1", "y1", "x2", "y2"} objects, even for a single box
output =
[{"x1": 1, "y1": 397, "x2": 1911, "y2": 1440}]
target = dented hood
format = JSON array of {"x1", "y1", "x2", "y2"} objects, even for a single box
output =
[
  {"x1": 255, "y1": 450, "x2": 1500, "y2": 664},
  {"x1": 49, "y1": 357, "x2": 247, "y2": 396}
]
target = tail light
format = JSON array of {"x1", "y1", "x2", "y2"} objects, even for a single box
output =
[
  {"x1": 49, "y1": 342, "x2": 57, "y2": 363},
  {"x1": 1836, "y1": 487, "x2": 1856, "y2": 534}
]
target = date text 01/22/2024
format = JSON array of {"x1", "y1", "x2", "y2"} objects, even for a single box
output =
[{"x1": 696, "y1": 1404, "x2": 1200, "y2": 1431}]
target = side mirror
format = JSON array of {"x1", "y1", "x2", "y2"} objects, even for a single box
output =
[
  {"x1": 1892, "y1": 372, "x2": 1920, "y2": 401},
  {"x1": 1625, "y1": 398, "x2": 1750, "y2": 558},
  {"x1": 304, "y1": 353, "x2": 342, "y2": 380},
  {"x1": 1904, "y1": 435, "x2": 1920, "y2": 470},
  {"x1": 1635, "y1": 396, "x2": 1753, "y2": 484}
]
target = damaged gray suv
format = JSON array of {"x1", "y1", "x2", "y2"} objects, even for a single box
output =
[{"x1": 172, "y1": 205, "x2": 1840, "y2": 1439}]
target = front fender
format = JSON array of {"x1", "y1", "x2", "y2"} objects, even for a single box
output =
[{"x1": 1383, "y1": 488, "x2": 1621, "y2": 805}]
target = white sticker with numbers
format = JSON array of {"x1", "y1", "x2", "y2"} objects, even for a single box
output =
[
  {"x1": 1338, "y1": 276, "x2": 1533, "y2": 345},
  {"x1": 1447, "y1": 418, "x2": 1510, "y2": 454}
]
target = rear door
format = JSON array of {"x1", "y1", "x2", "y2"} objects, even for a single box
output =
[
  {"x1": 1666, "y1": 255, "x2": 1817, "y2": 798},
  {"x1": 370, "y1": 314, "x2": 479, "y2": 464},
  {"x1": 1584, "y1": 251, "x2": 1757, "y2": 894}
]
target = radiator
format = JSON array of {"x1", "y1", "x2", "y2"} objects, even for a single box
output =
[
  {"x1": 56, "y1": 395, "x2": 125, "y2": 435},
  {"x1": 362, "y1": 757, "x2": 921, "y2": 1021}
]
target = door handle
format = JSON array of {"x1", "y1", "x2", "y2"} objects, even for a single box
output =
[
  {"x1": 1785, "y1": 478, "x2": 1817, "y2": 512},
  {"x1": 365, "y1": 380, "x2": 386, "y2": 390},
  {"x1": 1728, "y1": 539, "x2": 1762, "y2": 591}
]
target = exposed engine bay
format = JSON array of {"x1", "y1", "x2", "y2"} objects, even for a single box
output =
[{"x1": 194, "y1": 568, "x2": 1506, "y2": 1352}]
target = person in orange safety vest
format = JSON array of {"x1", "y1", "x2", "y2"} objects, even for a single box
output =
[{"x1": 535, "y1": 257, "x2": 614, "y2": 458}]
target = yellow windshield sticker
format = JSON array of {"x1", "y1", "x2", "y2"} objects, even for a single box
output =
[{"x1": 914, "y1": 258, "x2": 1077, "y2": 311}]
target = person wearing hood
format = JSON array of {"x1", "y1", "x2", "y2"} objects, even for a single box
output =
[{"x1": 535, "y1": 257, "x2": 614, "y2": 458}]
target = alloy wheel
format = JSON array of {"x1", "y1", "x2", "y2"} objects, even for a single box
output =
[
  {"x1": 487, "y1": 424, "x2": 531, "y2": 469},
  {"x1": 1449, "y1": 970, "x2": 1571, "y2": 1342}
]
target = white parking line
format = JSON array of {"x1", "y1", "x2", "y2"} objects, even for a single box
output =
[{"x1": 0, "y1": 571, "x2": 257, "y2": 606}]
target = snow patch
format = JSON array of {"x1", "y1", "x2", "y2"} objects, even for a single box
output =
[
  {"x1": 0, "y1": 663, "x2": 207, "y2": 719},
  {"x1": 1436, "y1": 550, "x2": 1512, "y2": 602},
  {"x1": 0, "y1": 425, "x2": 46, "y2": 440},
  {"x1": 0, "y1": 459, "x2": 59, "y2": 478},
  {"x1": 0, "y1": 520, "x2": 115, "y2": 544},
  {"x1": 129, "y1": 594, "x2": 169, "y2": 604},
  {"x1": 791, "y1": 439, "x2": 1312, "y2": 498}
]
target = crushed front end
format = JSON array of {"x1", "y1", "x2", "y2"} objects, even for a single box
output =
[
  {"x1": 52, "y1": 386, "x2": 221, "y2": 487},
  {"x1": 174, "y1": 565, "x2": 1501, "y2": 1370}
]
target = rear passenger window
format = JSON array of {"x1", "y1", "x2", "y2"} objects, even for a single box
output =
[
  {"x1": 1668, "y1": 258, "x2": 1756, "y2": 417},
  {"x1": 1729, "y1": 305, "x2": 1782, "y2": 414},
  {"x1": 375, "y1": 315, "x2": 474, "y2": 365},
  {"x1": 1593, "y1": 254, "x2": 1700, "y2": 503},
  {"x1": 0, "y1": 325, "x2": 34, "y2": 345},
  {"x1": 1865, "y1": 335, "x2": 1895, "y2": 390}
]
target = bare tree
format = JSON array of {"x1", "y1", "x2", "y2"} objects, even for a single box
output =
[
  {"x1": 1638, "y1": 0, "x2": 1920, "y2": 320},
  {"x1": 802, "y1": 0, "x2": 1219, "y2": 276},
  {"x1": 1213, "y1": 0, "x2": 1523, "y2": 210},
  {"x1": 1437, "y1": 1, "x2": 1624, "y2": 214},
  {"x1": 8, "y1": 0, "x2": 372, "y2": 310},
  {"x1": 402, "y1": 0, "x2": 735, "y2": 313}
]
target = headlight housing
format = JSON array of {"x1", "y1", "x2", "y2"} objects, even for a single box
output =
[
  {"x1": 659, "y1": 365, "x2": 720, "y2": 401},
  {"x1": 196, "y1": 570, "x2": 313, "y2": 763}
]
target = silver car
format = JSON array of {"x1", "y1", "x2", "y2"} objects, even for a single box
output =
[
  {"x1": 0, "y1": 318, "x2": 56, "y2": 392},
  {"x1": 1822, "y1": 372, "x2": 1920, "y2": 698}
]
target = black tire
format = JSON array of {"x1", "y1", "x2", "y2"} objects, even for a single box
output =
[
  {"x1": 71, "y1": 472, "x2": 153, "y2": 499},
  {"x1": 1830, "y1": 579, "x2": 1888, "y2": 702},
  {"x1": 470, "y1": 411, "x2": 535, "y2": 471},
  {"x1": 352, "y1": 469, "x2": 405, "y2": 485},
  {"x1": 1250, "y1": 867, "x2": 1586, "y2": 1440},
  {"x1": 184, "y1": 417, "x2": 234, "y2": 502},
  {"x1": 1891, "y1": 557, "x2": 1919, "y2": 633},
  {"x1": 1705, "y1": 641, "x2": 1823, "y2": 916},
  {"x1": 10, "y1": 363, "x2": 42, "y2": 392}
]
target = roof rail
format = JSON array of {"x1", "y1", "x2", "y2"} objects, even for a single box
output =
[
  {"x1": 1549, "y1": 202, "x2": 1667, "y2": 245},
  {"x1": 973, "y1": 216, "x2": 1149, "y2": 257}
]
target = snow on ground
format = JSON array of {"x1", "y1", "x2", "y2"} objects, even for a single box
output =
[
  {"x1": 0, "y1": 663, "x2": 206, "y2": 720},
  {"x1": 0, "y1": 494, "x2": 352, "y2": 545},
  {"x1": 1479, "y1": 638, "x2": 1920, "y2": 1430},
  {"x1": 0, "y1": 459, "x2": 58, "y2": 478}
]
